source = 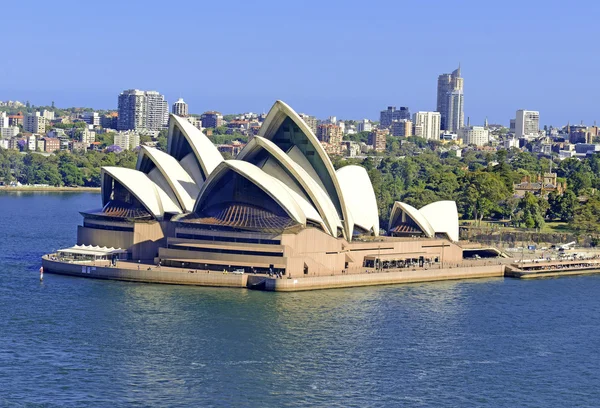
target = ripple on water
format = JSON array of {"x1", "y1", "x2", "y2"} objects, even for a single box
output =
[{"x1": 1, "y1": 193, "x2": 600, "y2": 407}]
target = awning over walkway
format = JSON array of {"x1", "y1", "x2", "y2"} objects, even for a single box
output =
[{"x1": 57, "y1": 245, "x2": 127, "y2": 257}]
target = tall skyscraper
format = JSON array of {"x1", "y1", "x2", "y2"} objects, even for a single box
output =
[
  {"x1": 379, "y1": 106, "x2": 410, "y2": 128},
  {"x1": 436, "y1": 66, "x2": 464, "y2": 132},
  {"x1": 412, "y1": 111, "x2": 441, "y2": 140},
  {"x1": 515, "y1": 110, "x2": 540, "y2": 138},
  {"x1": 117, "y1": 89, "x2": 168, "y2": 131},
  {"x1": 172, "y1": 98, "x2": 188, "y2": 117}
]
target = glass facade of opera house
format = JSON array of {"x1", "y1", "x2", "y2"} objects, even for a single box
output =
[{"x1": 66, "y1": 101, "x2": 463, "y2": 276}]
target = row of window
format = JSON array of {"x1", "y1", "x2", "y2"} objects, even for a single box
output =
[
  {"x1": 168, "y1": 244, "x2": 283, "y2": 258},
  {"x1": 176, "y1": 233, "x2": 280, "y2": 245}
]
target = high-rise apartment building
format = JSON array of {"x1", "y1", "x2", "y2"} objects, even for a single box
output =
[
  {"x1": 436, "y1": 66, "x2": 464, "y2": 132},
  {"x1": 299, "y1": 113, "x2": 318, "y2": 134},
  {"x1": 24, "y1": 112, "x2": 47, "y2": 134},
  {"x1": 201, "y1": 111, "x2": 223, "y2": 129},
  {"x1": 380, "y1": 106, "x2": 410, "y2": 128},
  {"x1": 316, "y1": 124, "x2": 343, "y2": 145},
  {"x1": 515, "y1": 110, "x2": 540, "y2": 138},
  {"x1": 458, "y1": 126, "x2": 489, "y2": 146},
  {"x1": 412, "y1": 112, "x2": 441, "y2": 140},
  {"x1": 172, "y1": 98, "x2": 189, "y2": 117},
  {"x1": 391, "y1": 119, "x2": 413, "y2": 137},
  {"x1": 368, "y1": 129, "x2": 389, "y2": 152},
  {"x1": 117, "y1": 89, "x2": 168, "y2": 131}
]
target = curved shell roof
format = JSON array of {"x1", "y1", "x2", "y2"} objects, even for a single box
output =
[
  {"x1": 238, "y1": 136, "x2": 342, "y2": 236},
  {"x1": 95, "y1": 101, "x2": 380, "y2": 241},
  {"x1": 137, "y1": 146, "x2": 200, "y2": 212},
  {"x1": 257, "y1": 100, "x2": 353, "y2": 239},
  {"x1": 101, "y1": 167, "x2": 182, "y2": 219},
  {"x1": 389, "y1": 201, "x2": 435, "y2": 238},
  {"x1": 194, "y1": 160, "x2": 307, "y2": 226},
  {"x1": 167, "y1": 114, "x2": 223, "y2": 183},
  {"x1": 420, "y1": 201, "x2": 459, "y2": 242},
  {"x1": 336, "y1": 165, "x2": 379, "y2": 236}
]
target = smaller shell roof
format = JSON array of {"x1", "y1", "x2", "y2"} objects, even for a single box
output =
[
  {"x1": 102, "y1": 167, "x2": 182, "y2": 219},
  {"x1": 138, "y1": 146, "x2": 199, "y2": 212},
  {"x1": 389, "y1": 201, "x2": 435, "y2": 238}
]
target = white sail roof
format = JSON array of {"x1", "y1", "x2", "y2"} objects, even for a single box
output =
[
  {"x1": 420, "y1": 201, "x2": 459, "y2": 242},
  {"x1": 336, "y1": 165, "x2": 379, "y2": 236},
  {"x1": 101, "y1": 167, "x2": 182, "y2": 219},
  {"x1": 137, "y1": 146, "x2": 199, "y2": 212}
]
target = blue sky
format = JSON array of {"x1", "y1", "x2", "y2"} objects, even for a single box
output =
[{"x1": 2, "y1": 0, "x2": 598, "y2": 126}]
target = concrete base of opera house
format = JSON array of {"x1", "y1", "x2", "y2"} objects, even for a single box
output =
[{"x1": 42, "y1": 256, "x2": 506, "y2": 291}]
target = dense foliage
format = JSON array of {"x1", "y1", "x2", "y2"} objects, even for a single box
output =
[{"x1": 0, "y1": 149, "x2": 137, "y2": 187}]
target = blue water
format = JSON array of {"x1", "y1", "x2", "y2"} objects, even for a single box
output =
[{"x1": 1, "y1": 192, "x2": 600, "y2": 407}]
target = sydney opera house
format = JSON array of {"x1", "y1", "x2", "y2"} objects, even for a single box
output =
[{"x1": 50, "y1": 101, "x2": 464, "y2": 279}]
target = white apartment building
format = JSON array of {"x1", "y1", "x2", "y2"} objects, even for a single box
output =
[
  {"x1": 357, "y1": 119, "x2": 372, "y2": 133},
  {"x1": 0, "y1": 112, "x2": 9, "y2": 128},
  {"x1": 412, "y1": 111, "x2": 441, "y2": 141},
  {"x1": 172, "y1": 98, "x2": 189, "y2": 117},
  {"x1": 80, "y1": 127, "x2": 96, "y2": 145},
  {"x1": 24, "y1": 112, "x2": 47, "y2": 134},
  {"x1": 83, "y1": 112, "x2": 100, "y2": 126},
  {"x1": 459, "y1": 126, "x2": 490, "y2": 146},
  {"x1": 515, "y1": 109, "x2": 539, "y2": 138},
  {"x1": 41, "y1": 110, "x2": 55, "y2": 120},
  {"x1": 117, "y1": 89, "x2": 168, "y2": 131},
  {"x1": 28, "y1": 135, "x2": 38, "y2": 151},
  {"x1": 114, "y1": 131, "x2": 140, "y2": 150},
  {"x1": 0, "y1": 126, "x2": 19, "y2": 139}
]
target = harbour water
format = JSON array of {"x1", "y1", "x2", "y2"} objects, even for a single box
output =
[{"x1": 1, "y1": 192, "x2": 600, "y2": 407}]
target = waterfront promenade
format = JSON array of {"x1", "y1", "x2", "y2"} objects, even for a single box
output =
[{"x1": 42, "y1": 255, "x2": 506, "y2": 291}]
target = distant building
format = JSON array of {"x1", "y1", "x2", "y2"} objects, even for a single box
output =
[
  {"x1": 504, "y1": 137, "x2": 519, "y2": 149},
  {"x1": 458, "y1": 126, "x2": 489, "y2": 146},
  {"x1": 80, "y1": 128, "x2": 96, "y2": 145},
  {"x1": 0, "y1": 112, "x2": 9, "y2": 128},
  {"x1": 0, "y1": 126, "x2": 19, "y2": 139},
  {"x1": 201, "y1": 111, "x2": 223, "y2": 129},
  {"x1": 41, "y1": 110, "x2": 55, "y2": 120},
  {"x1": 40, "y1": 137, "x2": 60, "y2": 153},
  {"x1": 24, "y1": 112, "x2": 47, "y2": 134},
  {"x1": 114, "y1": 132, "x2": 140, "y2": 150},
  {"x1": 515, "y1": 110, "x2": 539, "y2": 138},
  {"x1": 83, "y1": 112, "x2": 100, "y2": 126},
  {"x1": 316, "y1": 124, "x2": 343, "y2": 145},
  {"x1": 186, "y1": 116, "x2": 202, "y2": 129},
  {"x1": 8, "y1": 112, "x2": 23, "y2": 127},
  {"x1": 299, "y1": 113, "x2": 318, "y2": 134},
  {"x1": 28, "y1": 135, "x2": 37, "y2": 151},
  {"x1": 380, "y1": 106, "x2": 410, "y2": 128},
  {"x1": 368, "y1": 128, "x2": 388, "y2": 152},
  {"x1": 412, "y1": 112, "x2": 441, "y2": 140},
  {"x1": 513, "y1": 173, "x2": 565, "y2": 198},
  {"x1": 101, "y1": 113, "x2": 118, "y2": 129},
  {"x1": 391, "y1": 119, "x2": 412, "y2": 137},
  {"x1": 437, "y1": 66, "x2": 464, "y2": 132},
  {"x1": 357, "y1": 119, "x2": 372, "y2": 133},
  {"x1": 117, "y1": 89, "x2": 168, "y2": 131},
  {"x1": 172, "y1": 98, "x2": 188, "y2": 117}
]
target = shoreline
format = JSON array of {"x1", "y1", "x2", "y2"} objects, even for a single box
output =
[{"x1": 0, "y1": 186, "x2": 100, "y2": 192}]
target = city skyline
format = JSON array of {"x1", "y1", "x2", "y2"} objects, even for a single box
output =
[{"x1": 2, "y1": 1, "x2": 600, "y2": 125}]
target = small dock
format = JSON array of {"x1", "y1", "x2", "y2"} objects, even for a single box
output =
[{"x1": 505, "y1": 259, "x2": 600, "y2": 279}]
